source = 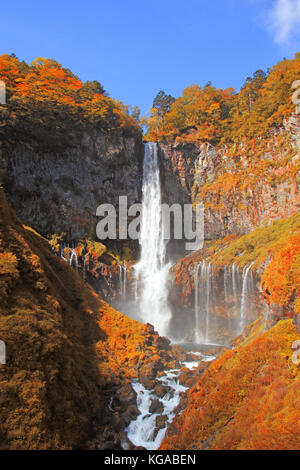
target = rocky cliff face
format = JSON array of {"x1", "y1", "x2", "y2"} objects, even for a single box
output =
[
  {"x1": 158, "y1": 115, "x2": 300, "y2": 240},
  {"x1": 1, "y1": 133, "x2": 144, "y2": 241},
  {"x1": 1, "y1": 133, "x2": 193, "y2": 262}
]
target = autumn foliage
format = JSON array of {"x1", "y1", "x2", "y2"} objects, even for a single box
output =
[
  {"x1": 145, "y1": 54, "x2": 300, "y2": 144},
  {"x1": 161, "y1": 319, "x2": 300, "y2": 450},
  {"x1": 0, "y1": 54, "x2": 140, "y2": 151}
]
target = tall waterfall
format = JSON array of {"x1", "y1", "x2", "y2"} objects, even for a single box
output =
[{"x1": 134, "y1": 143, "x2": 171, "y2": 336}]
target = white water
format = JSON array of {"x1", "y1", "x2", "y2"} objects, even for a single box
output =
[
  {"x1": 134, "y1": 143, "x2": 171, "y2": 336},
  {"x1": 193, "y1": 261, "x2": 213, "y2": 344},
  {"x1": 232, "y1": 262, "x2": 238, "y2": 315},
  {"x1": 194, "y1": 264, "x2": 202, "y2": 343},
  {"x1": 126, "y1": 355, "x2": 215, "y2": 450},
  {"x1": 205, "y1": 262, "x2": 211, "y2": 343},
  {"x1": 240, "y1": 262, "x2": 254, "y2": 333},
  {"x1": 69, "y1": 248, "x2": 78, "y2": 270},
  {"x1": 119, "y1": 262, "x2": 127, "y2": 301},
  {"x1": 83, "y1": 253, "x2": 87, "y2": 280}
]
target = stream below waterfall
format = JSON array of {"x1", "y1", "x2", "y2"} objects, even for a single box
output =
[{"x1": 126, "y1": 352, "x2": 215, "y2": 450}]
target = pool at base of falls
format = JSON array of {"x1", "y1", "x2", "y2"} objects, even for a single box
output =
[{"x1": 126, "y1": 353, "x2": 215, "y2": 450}]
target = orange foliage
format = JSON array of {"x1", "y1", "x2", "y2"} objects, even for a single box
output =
[
  {"x1": 0, "y1": 54, "x2": 140, "y2": 150},
  {"x1": 161, "y1": 320, "x2": 300, "y2": 450},
  {"x1": 262, "y1": 233, "x2": 300, "y2": 314},
  {"x1": 0, "y1": 189, "x2": 166, "y2": 449},
  {"x1": 145, "y1": 54, "x2": 300, "y2": 144}
]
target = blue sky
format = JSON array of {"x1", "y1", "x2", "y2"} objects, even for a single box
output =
[{"x1": 1, "y1": 0, "x2": 300, "y2": 115}]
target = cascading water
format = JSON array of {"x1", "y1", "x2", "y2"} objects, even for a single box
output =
[
  {"x1": 232, "y1": 262, "x2": 238, "y2": 312},
  {"x1": 194, "y1": 264, "x2": 201, "y2": 343},
  {"x1": 83, "y1": 254, "x2": 87, "y2": 280},
  {"x1": 134, "y1": 143, "x2": 171, "y2": 336},
  {"x1": 204, "y1": 262, "x2": 212, "y2": 343},
  {"x1": 191, "y1": 260, "x2": 259, "y2": 344},
  {"x1": 193, "y1": 261, "x2": 213, "y2": 344},
  {"x1": 126, "y1": 353, "x2": 215, "y2": 450},
  {"x1": 69, "y1": 248, "x2": 78, "y2": 270},
  {"x1": 119, "y1": 263, "x2": 127, "y2": 300},
  {"x1": 240, "y1": 262, "x2": 255, "y2": 333}
]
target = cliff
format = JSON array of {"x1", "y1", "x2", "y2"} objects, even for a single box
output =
[
  {"x1": 1, "y1": 133, "x2": 144, "y2": 241},
  {"x1": 158, "y1": 114, "x2": 300, "y2": 240}
]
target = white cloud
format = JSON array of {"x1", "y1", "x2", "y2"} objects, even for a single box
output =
[{"x1": 268, "y1": 0, "x2": 300, "y2": 44}]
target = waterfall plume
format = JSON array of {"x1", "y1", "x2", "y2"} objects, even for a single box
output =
[{"x1": 134, "y1": 143, "x2": 172, "y2": 336}]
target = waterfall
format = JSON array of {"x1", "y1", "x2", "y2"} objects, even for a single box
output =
[
  {"x1": 123, "y1": 262, "x2": 127, "y2": 300},
  {"x1": 232, "y1": 263, "x2": 237, "y2": 301},
  {"x1": 191, "y1": 260, "x2": 258, "y2": 344},
  {"x1": 231, "y1": 262, "x2": 241, "y2": 319},
  {"x1": 205, "y1": 262, "x2": 211, "y2": 343},
  {"x1": 134, "y1": 143, "x2": 171, "y2": 336},
  {"x1": 69, "y1": 248, "x2": 78, "y2": 270},
  {"x1": 83, "y1": 254, "x2": 87, "y2": 280},
  {"x1": 224, "y1": 265, "x2": 231, "y2": 304},
  {"x1": 240, "y1": 262, "x2": 254, "y2": 333},
  {"x1": 193, "y1": 261, "x2": 212, "y2": 344},
  {"x1": 119, "y1": 262, "x2": 127, "y2": 300},
  {"x1": 60, "y1": 247, "x2": 67, "y2": 262},
  {"x1": 194, "y1": 264, "x2": 201, "y2": 343}
]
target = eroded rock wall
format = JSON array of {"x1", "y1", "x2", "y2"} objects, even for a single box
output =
[
  {"x1": 158, "y1": 115, "x2": 300, "y2": 240},
  {"x1": 1, "y1": 133, "x2": 144, "y2": 240}
]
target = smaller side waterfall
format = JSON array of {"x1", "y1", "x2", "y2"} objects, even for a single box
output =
[
  {"x1": 83, "y1": 254, "x2": 88, "y2": 280},
  {"x1": 194, "y1": 264, "x2": 201, "y2": 343},
  {"x1": 69, "y1": 249, "x2": 78, "y2": 270},
  {"x1": 60, "y1": 247, "x2": 67, "y2": 262},
  {"x1": 240, "y1": 262, "x2": 254, "y2": 333},
  {"x1": 119, "y1": 263, "x2": 127, "y2": 301},
  {"x1": 192, "y1": 261, "x2": 213, "y2": 344},
  {"x1": 205, "y1": 262, "x2": 212, "y2": 344},
  {"x1": 190, "y1": 260, "x2": 259, "y2": 344},
  {"x1": 232, "y1": 263, "x2": 237, "y2": 302}
]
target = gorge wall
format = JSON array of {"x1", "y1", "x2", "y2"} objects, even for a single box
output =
[
  {"x1": 1, "y1": 133, "x2": 144, "y2": 241},
  {"x1": 158, "y1": 114, "x2": 300, "y2": 240}
]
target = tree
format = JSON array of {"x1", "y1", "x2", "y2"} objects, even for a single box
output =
[
  {"x1": 77, "y1": 80, "x2": 105, "y2": 102},
  {"x1": 152, "y1": 90, "x2": 175, "y2": 119}
]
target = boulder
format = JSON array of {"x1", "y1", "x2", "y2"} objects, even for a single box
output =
[
  {"x1": 155, "y1": 414, "x2": 168, "y2": 430},
  {"x1": 154, "y1": 383, "x2": 171, "y2": 398},
  {"x1": 139, "y1": 377, "x2": 156, "y2": 390},
  {"x1": 149, "y1": 398, "x2": 164, "y2": 414}
]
